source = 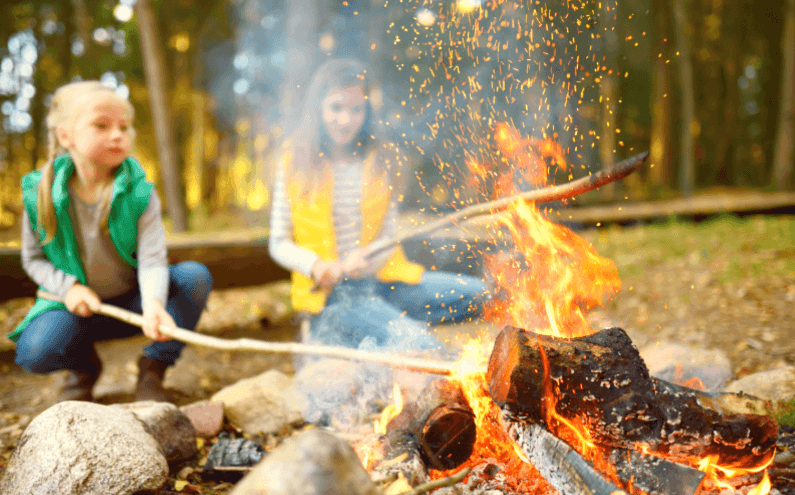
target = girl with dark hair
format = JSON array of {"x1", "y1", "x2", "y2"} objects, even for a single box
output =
[{"x1": 269, "y1": 58, "x2": 488, "y2": 352}]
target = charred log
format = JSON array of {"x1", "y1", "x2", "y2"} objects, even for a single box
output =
[
  {"x1": 407, "y1": 379, "x2": 477, "y2": 471},
  {"x1": 607, "y1": 445, "x2": 705, "y2": 494},
  {"x1": 486, "y1": 326, "x2": 778, "y2": 468},
  {"x1": 362, "y1": 378, "x2": 478, "y2": 474},
  {"x1": 378, "y1": 379, "x2": 477, "y2": 471}
]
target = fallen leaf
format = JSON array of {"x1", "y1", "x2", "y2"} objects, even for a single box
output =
[{"x1": 174, "y1": 479, "x2": 189, "y2": 492}]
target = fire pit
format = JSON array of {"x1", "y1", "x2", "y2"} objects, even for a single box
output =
[{"x1": 359, "y1": 324, "x2": 778, "y2": 495}]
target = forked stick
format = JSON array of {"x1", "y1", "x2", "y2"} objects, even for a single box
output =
[
  {"x1": 363, "y1": 151, "x2": 649, "y2": 259},
  {"x1": 36, "y1": 291, "x2": 459, "y2": 376}
]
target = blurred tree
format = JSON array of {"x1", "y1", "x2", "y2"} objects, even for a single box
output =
[
  {"x1": 773, "y1": 0, "x2": 794, "y2": 190},
  {"x1": 672, "y1": 0, "x2": 695, "y2": 196},
  {"x1": 648, "y1": 0, "x2": 672, "y2": 192},
  {"x1": 135, "y1": 0, "x2": 188, "y2": 232},
  {"x1": 598, "y1": 1, "x2": 619, "y2": 198}
]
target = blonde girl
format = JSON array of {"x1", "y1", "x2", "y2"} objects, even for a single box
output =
[{"x1": 9, "y1": 80, "x2": 213, "y2": 403}]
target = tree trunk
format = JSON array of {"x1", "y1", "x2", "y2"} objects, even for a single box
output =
[
  {"x1": 649, "y1": 0, "x2": 672, "y2": 192},
  {"x1": 773, "y1": 0, "x2": 795, "y2": 190},
  {"x1": 69, "y1": 0, "x2": 98, "y2": 78},
  {"x1": 708, "y1": 0, "x2": 742, "y2": 186},
  {"x1": 135, "y1": 0, "x2": 188, "y2": 232},
  {"x1": 278, "y1": 0, "x2": 319, "y2": 130},
  {"x1": 598, "y1": 1, "x2": 619, "y2": 198},
  {"x1": 672, "y1": 0, "x2": 697, "y2": 196}
]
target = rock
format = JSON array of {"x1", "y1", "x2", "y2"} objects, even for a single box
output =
[
  {"x1": 114, "y1": 401, "x2": 197, "y2": 464},
  {"x1": 0, "y1": 401, "x2": 168, "y2": 495},
  {"x1": 180, "y1": 400, "x2": 225, "y2": 438},
  {"x1": 230, "y1": 429, "x2": 380, "y2": 495},
  {"x1": 724, "y1": 366, "x2": 795, "y2": 402},
  {"x1": 640, "y1": 341, "x2": 732, "y2": 392},
  {"x1": 211, "y1": 369, "x2": 307, "y2": 436}
]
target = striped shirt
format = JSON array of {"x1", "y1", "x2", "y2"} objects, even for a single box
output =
[{"x1": 268, "y1": 158, "x2": 397, "y2": 278}]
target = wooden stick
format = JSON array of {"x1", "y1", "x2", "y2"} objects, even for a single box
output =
[
  {"x1": 397, "y1": 466, "x2": 471, "y2": 495},
  {"x1": 36, "y1": 291, "x2": 461, "y2": 376},
  {"x1": 363, "y1": 151, "x2": 648, "y2": 260}
]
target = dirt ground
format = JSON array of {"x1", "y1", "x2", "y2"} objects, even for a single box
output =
[{"x1": 0, "y1": 214, "x2": 793, "y2": 493}]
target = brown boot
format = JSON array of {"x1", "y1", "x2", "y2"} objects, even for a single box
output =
[
  {"x1": 58, "y1": 350, "x2": 102, "y2": 402},
  {"x1": 59, "y1": 369, "x2": 100, "y2": 402},
  {"x1": 135, "y1": 356, "x2": 170, "y2": 402}
]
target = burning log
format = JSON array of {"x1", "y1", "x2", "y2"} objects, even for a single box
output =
[
  {"x1": 408, "y1": 379, "x2": 478, "y2": 471},
  {"x1": 506, "y1": 420, "x2": 627, "y2": 495},
  {"x1": 379, "y1": 379, "x2": 477, "y2": 472},
  {"x1": 486, "y1": 326, "x2": 779, "y2": 469}
]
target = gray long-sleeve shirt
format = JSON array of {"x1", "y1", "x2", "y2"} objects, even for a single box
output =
[
  {"x1": 21, "y1": 189, "x2": 169, "y2": 305},
  {"x1": 268, "y1": 158, "x2": 397, "y2": 278}
]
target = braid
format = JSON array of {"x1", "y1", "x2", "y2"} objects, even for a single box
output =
[{"x1": 36, "y1": 129, "x2": 60, "y2": 244}]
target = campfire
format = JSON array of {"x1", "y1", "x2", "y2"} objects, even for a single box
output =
[{"x1": 354, "y1": 128, "x2": 778, "y2": 495}]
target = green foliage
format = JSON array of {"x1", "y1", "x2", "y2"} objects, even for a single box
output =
[
  {"x1": 584, "y1": 214, "x2": 795, "y2": 285},
  {"x1": 776, "y1": 399, "x2": 795, "y2": 428}
]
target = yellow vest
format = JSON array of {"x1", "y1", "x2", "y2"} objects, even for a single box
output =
[{"x1": 285, "y1": 149, "x2": 424, "y2": 314}]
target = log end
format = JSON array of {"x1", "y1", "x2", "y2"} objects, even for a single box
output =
[
  {"x1": 418, "y1": 406, "x2": 477, "y2": 470},
  {"x1": 485, "y1": 326, "x2": 524, "y2": 409}
]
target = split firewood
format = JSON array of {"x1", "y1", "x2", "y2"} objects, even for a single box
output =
[{"x1": 486, "y1": 326, "x2": 779, "y2": 469}]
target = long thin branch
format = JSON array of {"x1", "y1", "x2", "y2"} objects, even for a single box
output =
[
  {"x1": 363, "y1": 151, "x2": 648, "y2": 260},
  {"x1": 397, "y1": 467, "x2": 471, "y2": 495},
  {"x1": 35, "y1": 291, "x2": 460, "y2": 376}
]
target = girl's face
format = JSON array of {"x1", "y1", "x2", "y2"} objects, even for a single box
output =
[
  {"x1": 321, "y1": 85, "x2": 366, "y2": 149},
  {"x1": 59, "y1": 95, "x2": 132, "y2": 173}
]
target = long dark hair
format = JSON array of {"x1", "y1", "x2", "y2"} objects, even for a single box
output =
[{"x1": 288, "y1": 58, "x2": 391, "y2": 189}]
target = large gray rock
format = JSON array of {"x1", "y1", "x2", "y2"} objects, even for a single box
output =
[
  {"x1": 640, "y1": 341, "x2": 732, "y2": 392},
  {"x1": 231, "y1": 429, "x2": 380, "y2": 495},
  {"x1": 211, "y1": 369, "x2": 307, "y2": 436},
  {"x1": 0, "y1": 401, "x2": 168, "y2": 495},
  {"x1": 724, "y1": 366, "x2": 795, "y2": 402},
  {"x1": 114, "y1": 401, "x2": 198, "y2": 464}
]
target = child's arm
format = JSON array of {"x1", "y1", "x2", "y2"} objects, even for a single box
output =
[
  {"x1": 268, "y1": 163, "x2": 326, "y2": 278},
  {"x1": 20, "y1": 208, "x2": 79, "y2": 301},
  {"x1": 136, "y1": 190, "x2": 173, "y2": 341}
]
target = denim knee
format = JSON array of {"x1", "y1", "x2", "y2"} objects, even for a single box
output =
[{"x1": 171, "y1": 261, "x2": 213, "y2": 302}]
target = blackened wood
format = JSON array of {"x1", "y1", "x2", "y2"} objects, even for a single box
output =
[
  {"x1": 408, "y1": 379, "x2": 477, "y2": 471},
  {"x1": 486, "y1": 326, "x2": 778, "y2": 468},
  {"x1": 506, "y1": 420, "x2": 626, "y2": 495},
  {"x1": 607, "y1": 447, "x2": 705, "y2": 495}
]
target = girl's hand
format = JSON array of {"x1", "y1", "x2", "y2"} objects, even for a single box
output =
[
  {"x1": 342, "y1": 249, "x2": 368, "y2": 279},
  {"x1": 64, "y1": 284, "x2": 101, "y2": 317},
  {"x1": 142, "y1": 298, "x2": 175, "y2": 342},
  {"x1": 311, "y1": 259, "x2": 343, "y2": 290}
]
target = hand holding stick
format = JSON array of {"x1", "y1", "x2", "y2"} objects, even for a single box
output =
[
  {"x1": 35, "y1": 290, "x2": 461, "y2": 376},
  {"x1": 311, "y1": 152, "x2": 648, "y2": 292}
]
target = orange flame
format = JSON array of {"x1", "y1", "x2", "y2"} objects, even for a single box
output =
[
  {"x1": 697, "y1": 453, "x2": 774, "y2": 494},
  {"x1": 374, "y1": 382, "x2": 403, "y2": 435},
  {"x1": 480, "y1": 128, "x2": 621, "y2": 337}
]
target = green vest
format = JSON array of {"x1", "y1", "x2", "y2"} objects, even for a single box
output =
[{"x1": 8, "y1": 154, "x2": 154, "y2": 342}]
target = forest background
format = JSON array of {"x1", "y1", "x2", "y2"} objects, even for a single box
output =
[{"x1": 0, "y1": 0, "x2": 793, "y2": 237}]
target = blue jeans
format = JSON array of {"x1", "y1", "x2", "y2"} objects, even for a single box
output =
[
  {"x1": 15, "y1": 261, "x2": 213, "y2": 373},
  {"x1": 310, "y1": 272, "x2": 488, "y2": 351}
]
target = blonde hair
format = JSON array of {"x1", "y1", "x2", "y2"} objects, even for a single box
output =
[{"x1": 37, "y1": 81, "x2": 135, "y2": 244}]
